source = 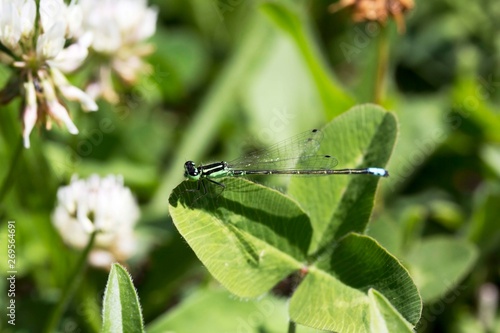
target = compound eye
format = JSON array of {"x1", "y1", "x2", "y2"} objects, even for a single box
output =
[{"x1": 184, "y1": 161, "x2": 199, "y2": 176}]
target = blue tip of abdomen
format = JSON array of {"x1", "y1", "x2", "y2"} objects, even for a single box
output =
[{"x1": 368, "y1": 167, "x2": 389, "y2": 177}]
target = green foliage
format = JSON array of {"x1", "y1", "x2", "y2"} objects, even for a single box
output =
[
  {"x1": 288, "y1": 105, "x2": 396, "y2": 251},
  {"x1": 261, "y1": 2, "x2": 355, "y2": 118},
  {"x1": 169, "y1": 106, "x2": 422, "y2": 331},
  {"x1": 405, "y1": 237, "x2": 478, "y2": 302},
  {"x1": 169, "y1": 177, "x2": 309, "y2": 297},
  {"x1": 1, "y1": 0, "x2": 498, "y2": 332},
  {"x1": 290, "y1": 234, "x2": 420, "y2": 332},
  {"x1": 102, "y1": 264, "x2": 145, "y2": 333},
  {"x1": 147, "y1": 288, "x2": 305, "y2": 333},
  {"x1": 368, "y1": 194, "x2": 480, "y2": 304}
]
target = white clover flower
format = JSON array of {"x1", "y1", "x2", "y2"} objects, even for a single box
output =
[
  {"x1": 79, "y1": 0, "x2": 158, "y2": 103},
  {"x1": 52, "y1": 174, "x2": 140, "y2": 268},
  {"x1": 0, "y1": 0, "x2": 97, "y2": 148}
]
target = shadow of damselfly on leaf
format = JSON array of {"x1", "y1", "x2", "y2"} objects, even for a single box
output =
[
  {"x1": 169, "y1": 176, "x2": 314, "y2": 262},
  {"x1": 170, "y1": 177, "x2": 272, "y2": 212}
]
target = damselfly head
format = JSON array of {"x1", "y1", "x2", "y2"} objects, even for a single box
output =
[{"x1": 184, "y1": 161, "x2": 201, "y2": 181}]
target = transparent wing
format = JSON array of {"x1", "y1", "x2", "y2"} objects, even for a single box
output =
[
  {"x1": 228, "y1": 129, "x2": 339, "y2": 170},
  {"x1": 229, "y1": 154, "x2": 339, "y2": 171}
]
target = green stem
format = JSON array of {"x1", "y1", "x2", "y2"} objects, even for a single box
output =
[
  {"x1": 44, "y1": 230, "x2": 98, "y2": 333},
  {"x1": 0, "y1": 42, "x2": 19, "y2": 60},
  {"x1": 373, "y1": 25, "x2": 390, "y2": 105},
  {"x1": 287, "y1": 320, "x2": 296, "y2": 333},
  {"x1": 0, "y1": 137, "x2": 23, "y2": 205}
]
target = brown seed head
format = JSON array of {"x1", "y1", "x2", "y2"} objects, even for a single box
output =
[{"x1": 329, "y1": 0, "x2": 414, "y2": 33}]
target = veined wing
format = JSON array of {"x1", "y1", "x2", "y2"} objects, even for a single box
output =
[
  {"x1": 228, "y1": 154, "x2": 339, "y2": 171},
  {"x1": 228, "y1": 129, "x2": 338, "y2": 170}
]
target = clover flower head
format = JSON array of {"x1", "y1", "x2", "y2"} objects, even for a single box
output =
[
  {"x1": 52, "y1": 174, "x2": 140, "y2": 268},
  {"x1": 80, "y1": 0, "x2": 158, "y2": 103},
  {"x1": 0, "y1": 0, "x2": 97, "y2": 148}
]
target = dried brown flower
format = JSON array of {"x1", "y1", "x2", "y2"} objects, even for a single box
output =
[{"x1": 329, "y1": 0, "x2": 414, "y2": 33}]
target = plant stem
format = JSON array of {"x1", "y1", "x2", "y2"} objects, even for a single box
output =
[
  {"x1": 373, "y1": 24, "x2": 390, "y2": 105},
  {"x1": 0, "y1": 138, "x2": 23, "y2": 205},
  {"x1": 287, "y1": 320, "x2": 296, "y2": 333},
  {"x1": 44, "y1": 230, "x2": 98, "y2": 333}
]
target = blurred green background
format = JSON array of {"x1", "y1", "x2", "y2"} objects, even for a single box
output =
[{"x1": 0, "y1": 0, "x2": 499, "y2": 332}]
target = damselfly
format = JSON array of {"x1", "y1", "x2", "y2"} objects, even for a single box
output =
[{"x1": 183, "y1": 129, "x2": 388, "y2": 192}]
